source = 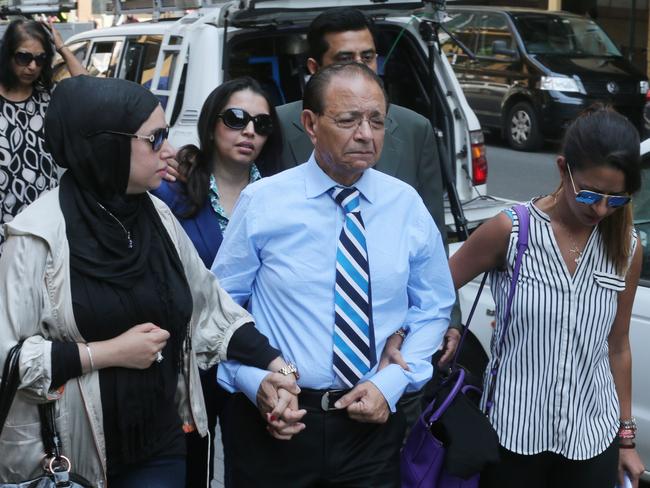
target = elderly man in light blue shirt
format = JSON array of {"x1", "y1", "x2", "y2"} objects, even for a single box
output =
[{"x1": 213, "y1": 62, "x2": 455, "y2": 487}]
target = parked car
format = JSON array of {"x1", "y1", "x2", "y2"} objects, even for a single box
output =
[
  {"x1": 54, "y1": 0, "x2": 513, "y2": 236},
  {"x1": 453, "y1": 140, "x2": 650, "y2": 481},
  {"x1": 440, "y1": 7, "x2": 648, "y2": 151}
]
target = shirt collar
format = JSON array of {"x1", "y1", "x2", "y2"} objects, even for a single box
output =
[{"x1": 304, "y1": 152, "x2": 376, "y2": 204}]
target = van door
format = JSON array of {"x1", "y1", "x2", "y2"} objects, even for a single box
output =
[{"x1": 471, "y1": 13, "x2": 521, "y2": 128}]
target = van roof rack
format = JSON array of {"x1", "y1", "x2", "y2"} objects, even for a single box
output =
[
  {"x1": 107, "y1": 0, "x2": 223, "y2": 21},
  {"x1": 0, "y1": 0, "x2": 74, "y2": 17}
]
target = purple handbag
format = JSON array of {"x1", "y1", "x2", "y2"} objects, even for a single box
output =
[{"x1": 401, "y1": 204, "x2": 529, "y2": 488}]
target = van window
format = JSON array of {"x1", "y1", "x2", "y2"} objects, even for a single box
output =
[
  {"x1": 477, "y1": 13, "x2": 514, "y2": 58},
  {"x1": 118, "y1": 35, "x2": 163, "y2": 87},
  {"x1": 441, "y1": 12, "x2": 479, "y2": 58},
  {"x1": 88, "y1": 41, "x2": 123, "y2": 78},
  {"x1": 514, "y1": 14, "x2": 621, "y2": 57},
  {"x1": 52, "y1": 40, "x2": 89, "y2": 83}
]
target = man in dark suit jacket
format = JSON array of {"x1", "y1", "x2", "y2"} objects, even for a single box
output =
[{"x1": 276, "y1": 7, "x2": 461, "y2": 361}]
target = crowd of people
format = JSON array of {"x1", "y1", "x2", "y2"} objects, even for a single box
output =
[{"x1": 0, "y1": 7, "x2": 646, "y2": 488}]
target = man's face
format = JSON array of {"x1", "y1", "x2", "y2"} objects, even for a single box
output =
[
  {"x1": 308, "y1": 29, "x2": 378, "y2": 74},
  {"x1": 302, "y1": 74, "x2": 386, "y2": 186}
]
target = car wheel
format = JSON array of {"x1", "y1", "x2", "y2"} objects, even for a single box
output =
[{"x1": 506, "y1": 101, "x2": 543, "y2": 151}]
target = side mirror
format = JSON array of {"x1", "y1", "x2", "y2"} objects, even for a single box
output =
[{"x1": 492, "y1": 40, "x2": 518, "y2": 58}]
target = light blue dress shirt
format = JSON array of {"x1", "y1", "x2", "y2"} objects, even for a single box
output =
[{"x1": 213, "y1": 155, "x2": 455, "y2": 411}]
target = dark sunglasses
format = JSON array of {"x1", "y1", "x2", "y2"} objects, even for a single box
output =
[
  {"x1": 14, "y1": 51, "x2": 48, "y2": 67},
  {"x1": 217, "y1": 108, "x2": 273, "y2": 136},
  {"x1": 567, "y1": 163, "x2": 631, "y2": 208},
  {"x1": 89, "y1": 127, "x2": 170, "y2": 152}
]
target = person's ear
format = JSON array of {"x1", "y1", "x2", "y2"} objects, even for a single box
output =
[
  {"x1": 306, "y1": 58, "x2": 320, "y2": 75},
  {"x1": 301, "y1": 109, "x2": 319, "y2": 145},
  {"x1": 557, "y1": 155, "x2": 567, "y2": 176}
]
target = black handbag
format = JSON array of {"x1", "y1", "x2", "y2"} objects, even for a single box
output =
[{"x1": 0, "y1": 342, "x2": 93, "y2": 488}]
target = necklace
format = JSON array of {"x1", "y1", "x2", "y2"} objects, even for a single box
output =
[
  {"x1": 568, "y1": 238, "x2": 583, "y2": 265},
  {"x1": 96, "y1": 202, "x2": 133, "y2": 249}
]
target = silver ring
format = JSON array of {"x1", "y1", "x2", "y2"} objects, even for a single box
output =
[{"x1": 156, "y1": 351, "x2": 164, "y2": 363}]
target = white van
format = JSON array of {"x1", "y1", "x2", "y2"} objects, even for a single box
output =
[{"x1": 54, "y1": 0, "x2": 512, "y2": 231}]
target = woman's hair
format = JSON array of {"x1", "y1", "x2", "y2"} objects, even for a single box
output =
[
  {"x1": 0, "y1": 19, "x2": 55, "y2": 91},
  {"x1": 177, "y1": 76, "x2": 282, "y2": 218},
  {"x1": 560, "y1": 104, "x2": 641, "y2": 274}
]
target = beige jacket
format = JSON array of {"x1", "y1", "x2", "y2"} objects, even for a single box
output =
[{"x1": 0, "y1": 189, "x2": 253, "y2": 487}]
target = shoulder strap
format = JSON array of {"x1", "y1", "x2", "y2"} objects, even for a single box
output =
[
  {"x1": 0, "y1": 342, "x2": 24, "y2": 439},
  {"x1": 484, "y1": 203, "x2": 529, "y2": 413},
  {"x1": 451, "y1": 204, "x2": 529, "y2": 368}
]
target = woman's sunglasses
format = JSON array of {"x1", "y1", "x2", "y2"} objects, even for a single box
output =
[
  {"x1": 14, "y1": 51, "x2": 48, "y2": 67},
  {"x1": 567, "y1": 163, "x2": 631, "y2": 208},
  {"x1": 89, "y1": 127, "x2": 170, "y2": 152},
  {"x1": 217, "y1": 108, "x2": 273, "y2": 136}
]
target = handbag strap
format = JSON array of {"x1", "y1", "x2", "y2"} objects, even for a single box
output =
[
  {"x1": 0, "y1": 342, "x2": 24, "y2": 439},
  {"x1": 450, "y1": 204, "x2": 529, "y2": 368},
  {"x1": 484, "y1": 203, "x2": 529, "y2": 413}
]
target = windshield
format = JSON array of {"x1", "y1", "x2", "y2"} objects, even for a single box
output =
[{"x1": 513, "y1": 14, "x2": 621, "y2": 57}]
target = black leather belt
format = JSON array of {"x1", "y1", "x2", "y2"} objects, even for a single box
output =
[{"x1": 299, "y1": 388, "x2": 350, "y2": 411}]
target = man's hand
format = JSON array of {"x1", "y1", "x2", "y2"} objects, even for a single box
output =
[
  {"x1": 437, "y1": 327, "x2": 461, "y2": 368},
  {"x1": 377, "y1": 332, "x2": 408, "y2": 372},
  {"x1": 256, "y1": 372, "x2": 300, "y2": 415},
  {"x1": 265, "y1": 388, "x2": 307, "y2": 440},
  {"x1": 334, "y1": 381, "x2": 390, "y2": 424}
]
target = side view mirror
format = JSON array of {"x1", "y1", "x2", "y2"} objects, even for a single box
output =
[{"x1": 492, "y1": 40, "x2": 517, "y2": 58}]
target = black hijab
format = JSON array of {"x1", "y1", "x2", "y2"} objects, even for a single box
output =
[
  {"x1": 46, "y1": 76, "x2": 161, "y2": 286},
  {"x1": 46, "y1": 76, "x2": 193, "y2": 464}
]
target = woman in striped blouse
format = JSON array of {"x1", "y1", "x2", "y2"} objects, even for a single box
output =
[{"x1": 450, "y1": 106, "x2": 645, "y2": 487}]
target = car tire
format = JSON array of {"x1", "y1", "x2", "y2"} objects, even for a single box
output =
[{"x1": 506, "y1": 101, "x2": 543, "y2": 151}]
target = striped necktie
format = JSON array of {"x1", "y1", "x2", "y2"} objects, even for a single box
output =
[{"x1": 329, "y1": 186, "x2": 375, "y2": 387}]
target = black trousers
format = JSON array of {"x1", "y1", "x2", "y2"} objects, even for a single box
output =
[
  {"x1": 184, "y1": 365, "x2": 232, "y2": 488},
  {"x1": 480, "y1": 440, "x2": 619, "y2": 488},
  {"x1": 229, "y1": 392, "x2": 406, "y2": 488}
]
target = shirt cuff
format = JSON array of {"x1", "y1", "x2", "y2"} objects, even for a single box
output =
[
  {"x1": 367, "y1": 364, "x2": 410, "y2": 413},
  {"x1": 228, "y1": 364, "x2": 270, "y2": 406}
]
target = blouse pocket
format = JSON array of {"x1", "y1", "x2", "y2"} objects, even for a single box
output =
[{"x1": 593, "y1": 270, "x2": 626, "y2": 291}]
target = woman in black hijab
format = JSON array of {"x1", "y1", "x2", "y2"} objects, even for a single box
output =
[{"x1": 0, "y1": 76, "x2": 298, "y2": 488}]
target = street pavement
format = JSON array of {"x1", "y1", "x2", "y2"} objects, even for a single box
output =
[{"x1": 484, "y1": 132, "x2": 560, "y2": 202}]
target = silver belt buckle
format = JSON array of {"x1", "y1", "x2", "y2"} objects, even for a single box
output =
[{"x1": 320, "y1": 391, "x2": 337, "y2": 411}]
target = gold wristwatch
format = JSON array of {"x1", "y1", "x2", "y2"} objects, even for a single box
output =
[{"x1": 278, "y1": 362, "x2": 300, "y2": 380}]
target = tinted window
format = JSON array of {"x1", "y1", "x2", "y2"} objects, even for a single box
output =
[
  {"x1": 441, "y1": 12, "x2": 479, "y2": 58},
  {"x1": 514, "y1": 14, "x2": 621, "y2": 57},
  {"x1": 477, "y1": 13, "x2": 514, "y2": 58},
  {"x1": 118, "y1": 35, "x2": 163, "y2": 87}
]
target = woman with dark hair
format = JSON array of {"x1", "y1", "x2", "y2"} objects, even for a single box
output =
[
  {"x1": 447, "y1": 106, "x2": 645, "y2": 487},
  {"x1": 0, "y1": 76, "x2": 296, "y2": 488},
  {"x1": 152, "y1": 76, "x2": 282, "y2": 487},
  {"x1": 0, "y1": 18, "x2": 86, "y2": 252}
]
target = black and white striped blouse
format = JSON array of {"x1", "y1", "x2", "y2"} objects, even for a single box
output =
[{"x1": 483, "y1": 200, "x2": 637, "y2": 459}]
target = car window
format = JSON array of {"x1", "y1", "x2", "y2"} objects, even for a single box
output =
[
  {"x1": 118, "y1": 35, "x2": 163, "y2": 87},
  {"x1": 513, "y1": 14, "x2": 621, "y2": 57},
  {"x1": 87, "y1": 40, "x2": 123, "y2": 78},
  {"x1": 441, "y1": 12, "x2": 479, "y2": 58},
  {"x1": 636, "y1": 159, "x2": 650, "y2": 284},
  {"x1": 52, "y1": 40, "x2": 89, "y2": 83},
  {"x1": 476, "y1": 13, "x2": 514, "y2": 58}
]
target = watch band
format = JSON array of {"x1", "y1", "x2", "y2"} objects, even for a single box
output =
[{"x1": 278, "y1": 362, "x2": 300, "y2": 380}]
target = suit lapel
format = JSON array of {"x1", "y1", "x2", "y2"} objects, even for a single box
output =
[
  {"x1": 376, "y1": 110, "x2": 402, "y2": 178},
  {"x1": 288, "y1": 121, "x2": 313, "y2": 166}
]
